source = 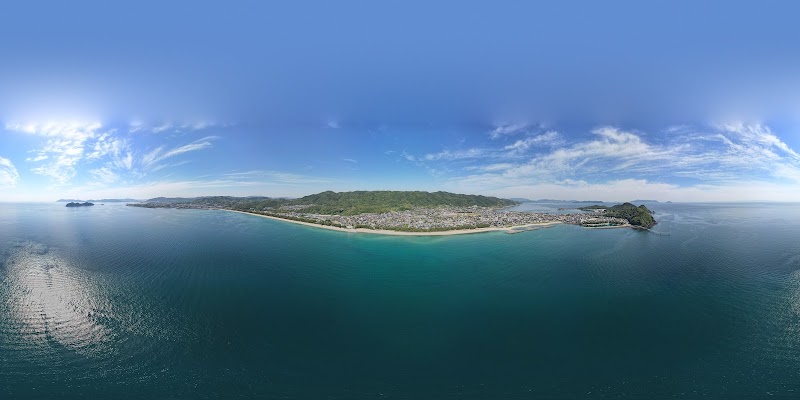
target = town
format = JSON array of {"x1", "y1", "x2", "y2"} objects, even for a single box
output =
[
  {"x1": 129, "y1": 200, "x2": 629, "y2": 231},
  {"x1": 251, "y1": 206, "x2": 629, "y2": 231}
]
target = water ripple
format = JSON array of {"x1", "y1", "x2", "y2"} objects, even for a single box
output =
[{"x1": 0, "y1": 241, "x2": 116, "y2": 361}]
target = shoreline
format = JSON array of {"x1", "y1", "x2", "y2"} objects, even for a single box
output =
[
  {"x1": 582, "y1": 223, "x2": 632, "y2": 229},
  {"x1": 225, "y1": 210, "x2": 564, "y2": 236}
]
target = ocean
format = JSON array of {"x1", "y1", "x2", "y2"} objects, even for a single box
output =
[{"x1": 1, "y1": 202, "x2": 800, "y2": 398}]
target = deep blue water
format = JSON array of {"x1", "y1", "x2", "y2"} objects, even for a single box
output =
[{"x1": 1, "y1": 202, "x2": 800, "y2": 399}]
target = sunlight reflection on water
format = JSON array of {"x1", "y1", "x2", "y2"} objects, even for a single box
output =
[{"x1": 2, "y1": 241, "x2": 114, "y2": 359}]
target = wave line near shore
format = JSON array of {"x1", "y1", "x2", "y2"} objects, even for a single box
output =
[{"x1": 226, "y1": 210, "x2": 563, "y2": 236}]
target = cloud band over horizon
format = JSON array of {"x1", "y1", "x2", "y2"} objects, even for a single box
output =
[{"x1": 1, "y1": 118, "x2": 799, "y2": 203}]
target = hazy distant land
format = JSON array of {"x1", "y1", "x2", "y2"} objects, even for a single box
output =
[
  {"x1": 126, "y1": 191, "x2": 656, "y2": 234},
  {"x1": 58, "y1": 198, "x2": 140, "y2": 203}
]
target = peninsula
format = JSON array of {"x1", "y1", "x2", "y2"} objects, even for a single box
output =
[
  {"x1": 127, "y1": 191, "x2": 653, "y2": 235},
  {"x1": 577, "y1": 202, "x2": 657, "y2": 228}
]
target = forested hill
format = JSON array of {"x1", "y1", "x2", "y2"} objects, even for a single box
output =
[
  {"x1": 577, "y1": 202, "x2": 657, "y2": 228},
  {"x1": 605, "y1": 203, "x2": 656, "y2": 228},
  {"x1": 138, "y1": 191, "x2": 518, "y2": 215},
  {"x1": 232, "y1": 191, "x2": 518, "y2": 215},
  {"x1": 276, "y1": 191, "x2": 518, "y2": 215}
]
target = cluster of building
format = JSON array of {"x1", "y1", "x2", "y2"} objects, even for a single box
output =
[
  {"x1": 130, "y1": 201, "x2": 630, "y2": 231},
  {"x1": 129, "y1": 202, "x2": 204, "y2": 209},
  {"x1": 260, "y1": 205, "x2": 628, "y2": 231}
]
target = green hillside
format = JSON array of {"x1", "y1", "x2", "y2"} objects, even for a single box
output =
[
  {"x1": 578, "y1": 202, "x2": 657, "y2": 228},
  {"x1": 240, "y1": 190, "x2": 517, "y2": 215},
  {"x1": 605, "y1": 203, "x2": 656, "y2": 228}
]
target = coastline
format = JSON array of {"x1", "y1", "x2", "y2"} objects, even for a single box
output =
[
  {"x1": 582, "y1": 223, "x2": 632, "y2": 229},
  {"x1": 226, "y1": 210, "x2": 563, "y2": 236}
]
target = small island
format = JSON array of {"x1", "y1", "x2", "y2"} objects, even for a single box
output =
[
  {"x1": 65, "y1": 202, "x2": 95, "y2": 207},
  {"x1": 126, "y1": 191, "x2": 657, "y2": 235},
  {"x1": 58, "y1": 198, "x2": 138, "y2": 203}
]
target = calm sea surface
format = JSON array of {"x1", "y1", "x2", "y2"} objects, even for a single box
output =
[{"x1": 1, "y1": 202, "x2": 800, "y2": 399}]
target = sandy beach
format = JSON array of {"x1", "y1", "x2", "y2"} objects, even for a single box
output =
[{"x1": 226, "y1": 210, "x2": 563, "y2": 236}]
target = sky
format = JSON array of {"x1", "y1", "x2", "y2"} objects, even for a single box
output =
[{"x1": 1, "y1": 0, "x2": 800, "y2": 202}]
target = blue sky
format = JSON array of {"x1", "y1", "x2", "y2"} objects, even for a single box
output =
[{"x1": 1, "y1": 1, "x2": 800, "y2": 202}]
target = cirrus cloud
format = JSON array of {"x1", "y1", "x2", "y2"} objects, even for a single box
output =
[
  {"x1": 141, "y1": 136, "x2": 219, "y2": 170},
  {"x1": 0, "y1": 156, "x2": 20, "y2": 187},
  {"x1": 6, "y1": 121, "x2": 105, "y2": 184},
  {"x1": 411, "y1": 123, "x2": 800, "y2": 201}
]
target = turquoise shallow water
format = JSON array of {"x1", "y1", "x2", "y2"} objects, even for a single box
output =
[{"x1": 1, "y1": 202, "x2": 800, "y2": 398}]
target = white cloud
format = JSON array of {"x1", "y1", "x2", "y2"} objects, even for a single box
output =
[
  {"x1": 145, "y1": 121, "x2": 217, "y2": 134},
  {"x1": 89, "y1": 167, "x2": 119, "y2": 184},
  {"x1": 678, "y1": 123, "x2": 800, "y2": 182},
  {"x1": 488, "y1": 127, "x2": 674, "y2": 181},
  {"x1": 717, "y1": 122, "x2": 800, "y2": 160},
  {"x1": 25, "y1": 155, "x2": 49, "y2": 162},
  {"x1": 466, "y1": 163, "x2": 514, "y2": 172},
  {"x1": 183, "y1": 121, "x2": 213, "y2": 131},
  {"x1": 86, "y1": 132, "x2": 125, "y2": 160},
  {"x1": 431, "y1": 123, "x2": 800, "y2": 200},
  {"x1": 489, "y1": 122, "x2": 530, "y2": 139},
  {"x1": 407, "y1": 127, "x2": 678, "y2": 180},
  {"x1": 7, "y1": 121, "x2": 105, "y2": 184},
  {"x1": 221, "y1": 170, "x2": 333, "y2": 185},
  {"x1": 160, "y1": 138, "x2": 215, "y2": 159},
  {"x1": 128, "y1": 120, "x2": 145, "y2": 133},
  {"x1": 342, "y1": 158, "x2": 357, "y2": 163},
  {"x1": 151, "y1": 123, "x2": 173, "y2": 133},
  {"x1": 554, "y1": 178, "x2": 589, "y2": 186},
  {"x1": 423, "y1": 148, "x2": 486, "y2": 161},
  {"x1": 579, "y1": 127, "x2": 662, "y2": 161},
  {"x1": 504, "y1": 131, "x2": 561, "y2": 152},
  {"x1": 404, "y1": 133, "x2": 560, "y2": 171},
  {"x1": 5, "y1": 120, "x2": 221, "y2": 185},
  {"x1": 5, "y1": 121, "x2": 102, "y2": 138},
  {"x1": 447, "y1": 178, "x2": 800, "y2": 203},
  {"x1": 0, "y1": 156, "x2": 20, "y2": 187},
  {"x1": 150, "y1": 160, "x2": 191, "y2": 173},
  {"x1": 114, "y1": 152, "x2": 134, "y2": 171},
  {"x1": 6, "y1": 121, "x2": 103, "y2": 184},
  {"x1": 142, "y1": 136, "x2": 218, "y2": 169},
  {"x1": 773, "y1": 164, "x2": 800, "y2": 183}
]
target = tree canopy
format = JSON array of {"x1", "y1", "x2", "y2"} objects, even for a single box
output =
[
  {"x1": 240, "y1": 191, "x2": 517, "y2": 215},
  {"x1": 604, "y1": 203, "x2": 656, "y2": 228}
]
